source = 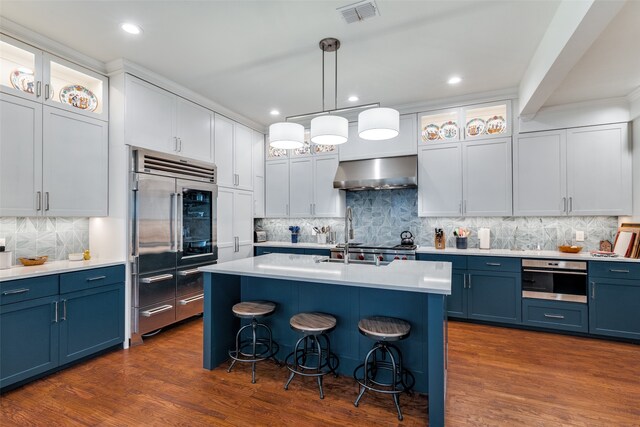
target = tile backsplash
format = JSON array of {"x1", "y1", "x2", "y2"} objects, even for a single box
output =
[
  {"x1": 255, "y1": 189, "x2": 619, "y2": 250},
  {"x1": 0, "y1": 217, "x2": 89, "y2": 265}
]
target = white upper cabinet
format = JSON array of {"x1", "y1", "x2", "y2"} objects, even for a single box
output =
[
  {"x1": 313, "y1": 155, "x2": 344, "y2": 217},
  {"x1": 566, "y1": 123, "x2": 631, "y2": 216},
  {"x1": 418, "y1": 144, "x2": 462, "y2": 217},
  {"x1": 0, "y1": 94, "x2": 42, "y2": 216},
  {"x1": 418, "y1": 108, "x2": 461, "y2": 144},
  {"x1": 214, "y1": 114, "x2": 253, "y2": 191},
  {"x1": 1, "y1": 35, "x2": 108, "y2": 120},
  {"x1": 252, "y1": 131, "x2": 265, "y2": 218},
  {"x1": 289, "y1": 157, "x2": 314, "y2": 217},
  {"x1": 216, "y1": 187, "x2": 235, "y2": 263},
  {"x1": 339, "y1": 114, "x2": 417, "y2": 161},
  {"x1": 125, "y1": 74, "x2": 213, "y2": 162},
  {"x1": 265, "y1": 160, "x2": 289, "y2": 217},
  {"x1": 514, "y1": 130, "x2": 567, "y2": 216},
  {"x1": 462, "y1": 138, "x2": 512, "y2": 216}
]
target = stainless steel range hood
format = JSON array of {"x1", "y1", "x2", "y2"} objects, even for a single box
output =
[{"x1": 333, "y1": 155, "x2": 418, "y2": 191}]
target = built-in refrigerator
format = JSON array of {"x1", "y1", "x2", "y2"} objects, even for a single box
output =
[{"x1": 130, "y1": 149, "x2": 217, "y2": 341}]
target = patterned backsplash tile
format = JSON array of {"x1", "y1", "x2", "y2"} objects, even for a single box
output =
[
  {"x1": 255, "y1": 189, "x2": 619, "y2": 250},
  {"x1": 0, "y1": 217, "x2": 89, "y2": 265}
]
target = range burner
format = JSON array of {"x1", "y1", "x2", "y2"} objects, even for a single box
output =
[{"x1": 393, "y1": 244, "x2": 417, "y2": 250}]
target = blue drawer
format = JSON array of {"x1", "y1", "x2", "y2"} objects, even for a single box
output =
[
  {"x1": 589, "y1": 261, "x2": 640, "y2": 280},
  {"x1": 0, "y1": 275, "x2": 58, "y2": 305},
  {"x1": 60, "y1": 265, "x2": 125, "y2": 294},
  {"x1": 416, "y1": 253, "x2": 466, "y2": 270},
  {"x1": 522, "y1": 299, "x2": 588, "y2": 333},
  {"x1": 468, "y1": 256, "x2": 520, "y2": 273}
]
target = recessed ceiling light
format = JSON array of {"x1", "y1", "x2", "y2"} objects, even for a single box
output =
[
  {"x1": 270, "y1": 109, "x2": 280, "y2": 116},
  {"x1": 448, "y1": 76, "x2": 462, "y2": 85},
  {"x1": 348, "y1": 95, "x2": 359, "y2": 102},
  {"x1": 121, "y1": 23, "x2": 142, "y2": 35}
]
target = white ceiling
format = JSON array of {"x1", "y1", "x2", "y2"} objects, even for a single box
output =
[{"x1": 2, "y1": 0, "x2": 635, "y2": 126}]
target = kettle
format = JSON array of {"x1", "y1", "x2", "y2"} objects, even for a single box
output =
[{"x1": 400, "y1": 231, "x2": 415, "y2": 246}]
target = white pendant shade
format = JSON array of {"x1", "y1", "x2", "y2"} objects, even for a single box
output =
[
  {"x1": 269, "y1": 122, "x2": 305, "y2": 149},
  {"x1": 310, "y1": 115, "x2": 348, "y2": 145},
  {"x1": 358, "y1": 107, "x2": 400, "y2": 141}
]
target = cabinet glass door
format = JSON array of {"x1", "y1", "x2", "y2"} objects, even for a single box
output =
[
  {"x1": 463, "y1": 102, "x2": 509, "y2": 139},
  {"x1": 179, "y1": 181, "x2": 217, "y2": 262},
  {"x1": 419, "y1": 109, "x2": 460, "y2": 143},
  {"x1": 0, "y1": 36, "x2": 42, "y2": 101}
]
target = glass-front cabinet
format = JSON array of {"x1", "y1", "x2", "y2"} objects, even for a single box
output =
[
  {"x1": 419, "y1": 100, "x2": 511, "y2": 144},
  {"x1": 0, "y1": 35, "x2": 108, "y2": 120},
  {"x1": 179, "y1": 181, "x2": 217, "y2": 261}
]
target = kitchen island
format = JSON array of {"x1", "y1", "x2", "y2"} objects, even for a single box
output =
[{"x1": 200, "y1": 253, "x2": 451, "y2": 426}]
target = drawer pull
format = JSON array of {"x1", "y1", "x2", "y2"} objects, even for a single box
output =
[
  {"x1": 485, "y1": 262, "x2": 501, "y2": 266},
  {"x1": 179, "y1": 294, "x2": 204, "y2": 305},
  {"x1": 141, "y1": 305, "x2": 173, "y2": 317},
  {"x1": 178, "y1": 269, "x2": 200, "y2": 277},
  {"x1": 140, "y1": 274, "x2": 174, "y2": 284},
  {"x1": 543, "y1": 314, "x2": 565, "y2": 319},
  {"x1": 2, "y1": 288, "x2": 29, "y2": 295},
  {"x1": 609, "y1": 269, "x2": 629, "y2": 274},
  {"x1": 86, "y1": 275, "x2": 107, "y2": 282}
]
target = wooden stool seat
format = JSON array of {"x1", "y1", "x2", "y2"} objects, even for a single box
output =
[
  {"x1": 232, "y1": 301, "x2": 276, "y2": 318},
  {"x1": 358, "y1": 316, "x2": 410, "y2": 341},
  {"x1": 290, "y1": 312, "x2": 337, "y2": 334}
]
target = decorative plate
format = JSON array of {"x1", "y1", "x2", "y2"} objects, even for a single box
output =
[
  {"x1": 486, "y1": 116, "x2": 506, "y2": 134},
  {"x1": 10, "y1": 68, "x2": 35, "y2": 94},
  {"x1": 439, "y1": 121, "x2": 458, "y2": 140},
  {"x1": 59, "y1": 85, "x2": 98, "y2": 111},
  {"x1": 422, "y1": 123, "x2": 440, "y2": 141},
  {"x1": 293, "y1": 141, "x2": 311, "y2": 156},
  {"x1": 465, "y1": 118, "x2": 486, "y2": 137},
  {"x1": 314, "y1": 144, "x2": 336, "y2": 154}
]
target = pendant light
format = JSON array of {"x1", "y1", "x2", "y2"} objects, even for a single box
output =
[
  {"x1": 358, "y1": 107, "x2": 399, "y2": 140},
  {"x1": 310, "y1": 38, "x2": 348, "y2": 146},
  {"x1": 269, "y1": 122, "x2": 305, "y2": 149}
]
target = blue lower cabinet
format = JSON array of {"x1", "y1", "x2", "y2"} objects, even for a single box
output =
[
  {"x1": 446, "y1": 272, "x2": 467, "y2": 318},
  {"x1": 522, "y1": 299, "x2": 588, "y2": 333},
  {"x1": 0, "y1": 295, "x2": 59, "y2": 388},
  {"x1": 467, "y1": 271, "x2": 521, "y2": 324},
  {"x1": 589, "y1": 278, "x2": 640, "y2": 340},
  {"x1": 59, "y1": 283, "x2": 125, "y2": 365},
  {"x1": 304, "y1": 248, "x2": 330, "y2": 256}
]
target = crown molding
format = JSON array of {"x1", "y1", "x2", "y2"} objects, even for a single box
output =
[
  {"x1": 391, "y1": 87, "x2": 518, "y2": 116},
  {"x1": 106, "y1": 58, "x2": 266, "y2": 133},
  {"x1": 0, "y1": 17, "x2": 107, "y2": 74}
]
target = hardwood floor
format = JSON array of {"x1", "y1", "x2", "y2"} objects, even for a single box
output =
[{"x1": 1, "y1": 318, "x2": 639, "y2": 426}]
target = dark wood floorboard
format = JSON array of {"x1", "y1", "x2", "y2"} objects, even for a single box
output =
[{"x1": 1, "y1": 318, "x2": 639, "y2": 426}]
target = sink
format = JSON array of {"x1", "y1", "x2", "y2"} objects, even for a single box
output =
[{"x1": 318, "y1": 258, "x2": 389, "y2": 266}]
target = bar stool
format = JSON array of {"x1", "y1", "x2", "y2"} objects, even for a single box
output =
[
  {"x1": 284, "y1": 312, "x2": 339, "y2": 399},
  {"x1": 353, "y1": 316, "x2": 415, "y2": 421},
  {"x1": 228, "y1": 300, "x2": 279, "y2": 384}
]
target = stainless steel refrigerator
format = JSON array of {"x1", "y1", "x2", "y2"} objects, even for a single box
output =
[{"x1": 130, "y1": 149, "x2": 217, "y2": 341}]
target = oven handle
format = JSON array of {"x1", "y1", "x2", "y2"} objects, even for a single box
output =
[{"x1": 522, "y1": 269, "x2": 587, "y2": 276}]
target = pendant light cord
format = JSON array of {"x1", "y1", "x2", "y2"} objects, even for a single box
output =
[
  {"x1": 335, "y1": 47, "x2": 338, "y2": 111},
  {"x1": 322, "y1": 47, "x2": 325, "y2": 112}
]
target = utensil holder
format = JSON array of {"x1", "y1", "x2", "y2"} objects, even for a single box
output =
[
  {"x1": 435, "y1": 234, "x2": 445, "y2": 250},
  {"x1": 456, "y1": 237, "x2": 468, "y2": 249},
  {"x1": 0, "y1": 252, "x2": 12, "y2": 269},
  {"x1": 291, "y1": 233, "x2": 299, "y2": 244},
  {"x1": 328, "y1": 231, "x2": 337, "y2": 244},
  {"x1": 317, "y1": 233, "x2": 327, "y2": 244}
]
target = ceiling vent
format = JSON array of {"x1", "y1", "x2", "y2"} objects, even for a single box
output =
[{"x1": 337, "y1": 0, "x2": 380, "y2": 24}]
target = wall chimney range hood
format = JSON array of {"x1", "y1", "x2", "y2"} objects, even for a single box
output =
[{"x1": 333, "y1": 155, "x2": 418, "y2": 191}]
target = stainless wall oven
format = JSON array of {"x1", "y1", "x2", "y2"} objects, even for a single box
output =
[
  {"x1": 130, "y1": 149, "x2": 217, "y2": 341},
  {"x1": 521, "y1": 259, "x2": 588, "y2": 303}
]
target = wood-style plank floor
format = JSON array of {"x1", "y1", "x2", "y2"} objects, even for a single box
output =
[{"x1": 1, "y1": 318, "x2": 639, "y2": 426}]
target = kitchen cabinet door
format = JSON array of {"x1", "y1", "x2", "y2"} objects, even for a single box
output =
[
  {"x1": 42, "y1": 106, "x2": 108, "y2": 216},
  {"x1": 176, "y1": 97, "x2": 213, "y2": 163},
  {"x1": 313, "y1": 155, "x2": 344, "y2": 217},
  {"x1": 446, "y1": 272, "x2": 467, "y2": 319},
  {"x1": 0, "y1": 35, "x2": 43, "y2": 102},
  {"x1": 463, "y1": 138, "x2": 512, "y2": 216},
  {"x1": 253, "y1": 175, "x2": 265, "y2": 218},
  {"x1": 0, "y1": 295, "x2": 59, "y2": 389},
  {"x1": 418, "y1": 144, "x2": 462, "y2": 217},
  {"x1": 289, "y1": 157, "x2": 314, "y2": 217},
  {"x1": 234, "y1": 190, "x2": 254, "y2": 248},
  {"x1": 252, "y1": 131, "x2": 265, "y2": 177},
  {"x1": 265, "y1": 159, "x2": 289, "y2": 217},
  {"x1": 125, "y1": 75, "x2": 175, "y2": 153},
  {"x1": 589, "y1": 279, "x2": 640, "y2": 340},
  {"x1": 0, "y1": 94, "x2": 42, "y2": 216},
  {"x1": 340, "y1": 114, "x2": 418, "y2": 161},
  {"x1": 234, "y1": 123, "x2": 253, "y2": 191},
  {"x1": 214, "y1": 114, "x2": 234, "y2": 188},
  {"x1": 58, "y1": 283, "x2": 124, "y2": 365},
  {"x1": 566, "y1": 123, "x2": 631, "y2": 215},
  {"x1": 216, "y1": 187, "x2": 235, "y2": 263},
  {"x1": 513, "y1": 130, "x2": 567, "y2": 216},
  {"x1": 467, "y1": 271, "x2": 521, "y2": 325}
]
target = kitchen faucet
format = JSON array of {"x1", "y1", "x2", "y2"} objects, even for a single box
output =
[{"x1": 344, "y1": 206, "x2": 354, "y2": 264}]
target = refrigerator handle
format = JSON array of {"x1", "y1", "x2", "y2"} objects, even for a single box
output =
[
  {"x1": 170, "y1": 192, "x2": 177, "y2": 252},
  {"x1": 177, "y1": 192, "x2": 183, "y2": 253}
]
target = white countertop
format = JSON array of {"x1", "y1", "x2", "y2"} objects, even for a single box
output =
[
  {"x1": 200, "y1": 253, "x2": 451, "y2": 295},
  {"x1": 254, "y1": 241, "x2": 336, "y2": 250},
  {"x1": 415, "y1": 246, "x2": 640, "y2": 263},
  {"x1": 0, "y1": 259, "x2": 126, "y2": 282}
]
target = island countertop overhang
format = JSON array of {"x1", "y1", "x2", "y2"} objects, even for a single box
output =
[{"x1": 199, "y1": 253, "x2": 451, "y2": 295}]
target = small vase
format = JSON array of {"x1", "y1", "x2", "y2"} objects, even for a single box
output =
[{"x1": 456, "y1": 237, "x2": 467, "y2": 249}]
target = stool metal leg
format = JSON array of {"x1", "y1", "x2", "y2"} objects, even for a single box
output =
[
  {"x1": 251, "y1": 320, "x2": 257, "y2": 384},
  {"x1": 354, "y1": 344, "x2": 379, "y2": 407},
  {"x1": 228, "y1": 322, "x2": 253, "y2": 373},
  {"x1": 284, "y1": 335, "x2": 306, "y2": 390},
  {"x1": 315, "y1": 335, "x2": 324, "y2": 399},
  {"x1": 386, "y1": 346, "x2": 403, "y2": 421}
]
